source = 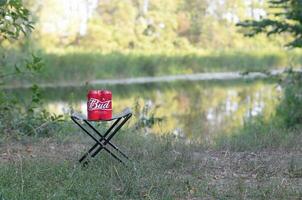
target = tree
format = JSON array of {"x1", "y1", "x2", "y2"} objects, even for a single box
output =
[
  {"x1": 178, "y1": 0, "x2": 208, "y2": 44},
  {"x1": 237, "y1": 0, "x2": 302, "y2": 48},
  {"x1": 238, "y1": 0, "x2": 302, "y2": 128}
]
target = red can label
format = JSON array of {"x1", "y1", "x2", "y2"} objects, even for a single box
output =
[
  {"x1": 88, "y1": 98, "x2": 111, "y2": 111},
  {"x1": 87, "y1": 90, "x2": 112, "y2": 121}
]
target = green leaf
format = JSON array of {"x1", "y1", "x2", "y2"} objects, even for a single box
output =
[
  {"x1": 0, "y1": 0, "x2": 7, "y2": 6},
  {"x1": 14, "y1": 64, "x2": 21, "y2": 73}
]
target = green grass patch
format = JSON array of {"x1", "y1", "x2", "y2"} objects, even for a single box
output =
[
  {"x1": 2, "y1": 48, "x2": 302, "y2": 85},
  {"x1": 0, "y1": 130, "x2": 301, "y2": 200},
  {"x1": 216, "y1": 117, "x2": 302, "y2": 151}
]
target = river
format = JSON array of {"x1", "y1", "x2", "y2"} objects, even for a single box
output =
[{"x1": 7, "y1": 78, "x2": 282, "y2": 142}]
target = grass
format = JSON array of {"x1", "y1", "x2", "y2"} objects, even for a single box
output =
[
  {"x1": 0, "y1": 126, "x2": 301, "y2": 200},
  {"x1": 216, "y1": 118, "x2": 302, "y2": 151},
  {"x1": 2, "y1": 48, "x2": 302, "y2": 85}
]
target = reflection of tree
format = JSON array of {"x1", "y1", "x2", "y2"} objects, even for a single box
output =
[
  {"x1": 40, "y1": 81, "x2": 280, "y2": 141},
  {"x1": 169, "y1": 82, "x2": 277, "y2": 141},
  {"x1": 178, "y1": 88, "x2": 209, "y2": 141}
]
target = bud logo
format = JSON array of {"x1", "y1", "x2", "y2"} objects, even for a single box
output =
[{"x1": 88, "y1": 98, "x2": 112, "y2": 111}]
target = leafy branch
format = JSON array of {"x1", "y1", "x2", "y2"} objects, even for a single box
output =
[
  {"x1": 237, "y1": 0, "x2": 302, "y2": 48},
  {"x1": 0, "y1": 0, "x2": 34, "y2": 41}
]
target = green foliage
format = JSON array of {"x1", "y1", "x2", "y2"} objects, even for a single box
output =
[
  {"x1": 234, "y1": 0, "x2": 302, "y2": 148},
  {"x1": 0, "y1": 68, "x2": 65, "y2": 138},
  {"x1": 0, "y1": 0, "x2": 33, "y2": 41},
  {"x1": 25, "y1": 53, "x2": 43, "y2": 72},
  {"x1": 237, "y1": 0, "x2": 302, "y2": 48},
  {"x1": 0, "y1": 82, "x2": 64, "y2": 138},
  {"x1": 134, "y1": 99, "x2": 163, "y2": 131},
  {"x1": 29, "y1": 0, "x2": 286, "y2": 50},
  {"x1": 0, "y1": 0, "x2": 64, "y2": 138},
  {"x1": 3, "y1": 49, "x2": 301, "y2": 85},
  {"x1": 216, "y1": 116, "x2": 301, "y2": 150},
  {"x1": 275, "y1": 70, "x2": 302, "y2": 127}
]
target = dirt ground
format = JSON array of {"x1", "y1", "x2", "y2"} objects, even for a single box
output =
[{"x1": 0, "y1": 139, "x2": 88, "y2": 163}]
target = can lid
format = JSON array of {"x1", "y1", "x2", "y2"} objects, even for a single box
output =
[
  {"x1": 87, "y1": 90, "x2": 99, "y2": 97},
  {"x1": 88, "y1": 89, "x2": 98, "y2": 93},
  {"x1": 101, "y1": 89, "x2": 112, "y2": 94}
]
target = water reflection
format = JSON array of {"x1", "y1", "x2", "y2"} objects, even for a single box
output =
[{"x1": 42, "y1": 80, "x2": 280, "y2": 142}]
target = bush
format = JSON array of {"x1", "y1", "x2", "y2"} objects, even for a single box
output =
[
  {"x1": 275, "y1": 71, "x2": 302, "y2": 127},
  {"x1": 0, "y1": 85, "x2": 64, "y2": 139}
]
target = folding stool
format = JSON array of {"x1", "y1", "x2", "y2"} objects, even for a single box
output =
[{"x1": 71, "y1": 108, "x2": 132, "y2": 165}]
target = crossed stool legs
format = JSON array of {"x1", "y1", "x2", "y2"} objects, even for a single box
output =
[{"x1": 71, "y1": 108, "x2": 132, "y2": 165}]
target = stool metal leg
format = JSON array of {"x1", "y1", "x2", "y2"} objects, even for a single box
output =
[
  {"x1": 90, "y1": 114, "x2": 132, "y2": 158},
  {"x1": 84, "y1": 119, "x2": 129, "y2": 159},
  {"x1": 78, "y1": 118, "x2": 122, "y2": 163},
  {"x1": 71, "y1": 116, "x2": 125, "y2": 164}
]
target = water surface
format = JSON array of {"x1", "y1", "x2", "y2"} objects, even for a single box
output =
[{"x1": 9, "y1": 79, "x2": 281, "y2": 142}]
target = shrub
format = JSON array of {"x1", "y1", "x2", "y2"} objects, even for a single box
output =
[{"x1": 275, "y1": 70, "x2": 302, "y2": 127}]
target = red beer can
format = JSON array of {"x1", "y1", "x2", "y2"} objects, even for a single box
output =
[{"x1": 87, "y1": 90, "x2": 112, "y2": 121}]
